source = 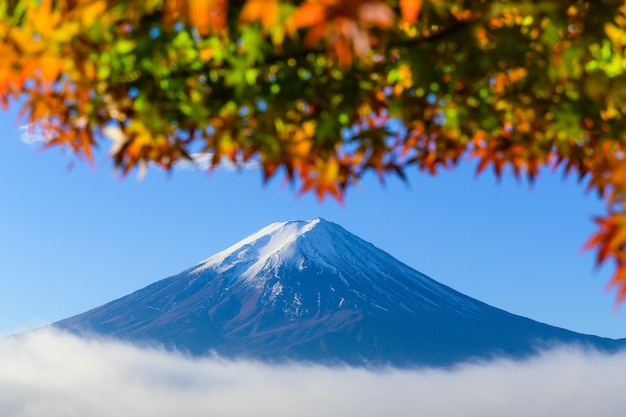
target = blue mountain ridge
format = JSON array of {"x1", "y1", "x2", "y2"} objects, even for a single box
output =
[{"x1": 55, "y1": 218, "x2": 626, "y2": 368}]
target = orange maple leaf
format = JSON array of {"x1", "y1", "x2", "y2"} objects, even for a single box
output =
[
  {"x1": 399, "y1": 0, "x2": 423, "y2": 24},
  {"x1": 186, "y1": 0, "x2": 228, "y2": 35},
  {"x1": 239, "y1": 0, "x2": 279, "y2": 29},
  {"x1": 298, "y1": 156, "x2": 344, "y2": 202},
  {"x1": 289, "y1": 0, "x2": 394, "y2": 68}
]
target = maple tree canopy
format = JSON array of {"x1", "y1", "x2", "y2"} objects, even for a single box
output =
[{"x1": 2, "y1": 0, "x2": 626, "y2": 300}]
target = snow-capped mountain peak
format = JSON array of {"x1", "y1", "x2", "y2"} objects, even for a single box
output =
[
  {"x1": 190, "y1": 218, "x2": 338, "y2": 281},
  {"x1": 181, "y1": 218, "x2": 483, "y2": 317}
]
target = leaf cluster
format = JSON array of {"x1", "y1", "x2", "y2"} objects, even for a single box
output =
[{"x1": 3, "y1": 0, "x2": 626, "y2": 300}]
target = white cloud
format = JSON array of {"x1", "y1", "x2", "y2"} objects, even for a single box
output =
[
  {"x1": 1, "y1": 329, "x2": 626, "y2": 417},
  {"x1": 174, "y1": 152, "x2": 260, "y2": 171},
  {"x1": 19, "y1": 123, "x2": 52, "y2": 146},
  {"x1": 20, "y1": 124, "x2": 259, "y2": 172}
]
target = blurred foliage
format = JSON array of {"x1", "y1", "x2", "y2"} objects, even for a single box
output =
[{"x1": 3, "y1": 0, "x2": 626, "y2": 300}]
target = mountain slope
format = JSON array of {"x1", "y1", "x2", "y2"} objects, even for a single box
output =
[{"x1": 55, "y1": 218, "x2": 626, "y2": 367}]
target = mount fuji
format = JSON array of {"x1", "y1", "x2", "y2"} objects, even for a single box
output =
[{"x1": 55, "y1": 218, "x2": 626, "y2": 367}]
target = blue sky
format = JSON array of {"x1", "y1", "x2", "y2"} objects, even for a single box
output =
[{"x1": 1, "y1": 108, "x2": 624, "y2": 339}]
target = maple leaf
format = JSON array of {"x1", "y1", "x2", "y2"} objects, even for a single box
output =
[
  {"x1": 289, "y1": 0, "x2": 394, "y2": 67},
  {"x1": 186, "y1": 0, "x2": 228, "y2": 34},
  {"x1": 399, "y1": 0, "x2": 423, "y2": 24},
  {"x1": 239, "y1": 0, "x2": 279, "y2": 29},
  {"x1": 585, "y1": 211, "x2": 626, "y2": 303},
  {"x1": 298, "y1": 156, "x2": 344, "y2": 202}
]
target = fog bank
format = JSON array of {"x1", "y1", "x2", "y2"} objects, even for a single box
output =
[{"x1": 1, "y1": 329, "x2": 625, "y2": 417}]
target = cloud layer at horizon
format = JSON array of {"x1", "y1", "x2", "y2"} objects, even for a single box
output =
[{"x1": 1, "y1": 329, "x2": 625, "y2": 417}]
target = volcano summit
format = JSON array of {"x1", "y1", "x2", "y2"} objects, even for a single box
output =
[{"x1": 55, "y1": 218, "x2": 625, "y2": 367}]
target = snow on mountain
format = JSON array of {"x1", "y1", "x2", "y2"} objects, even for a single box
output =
[
  {"x1": 191, "y1": 218, "x2": 329, "y2": 279},
  {"x1": 187, "y1": 218, "x2": 483, "y2": 317},
  {"x1": 54, "y1": 218, "x2": 626, "y2": 368}
]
